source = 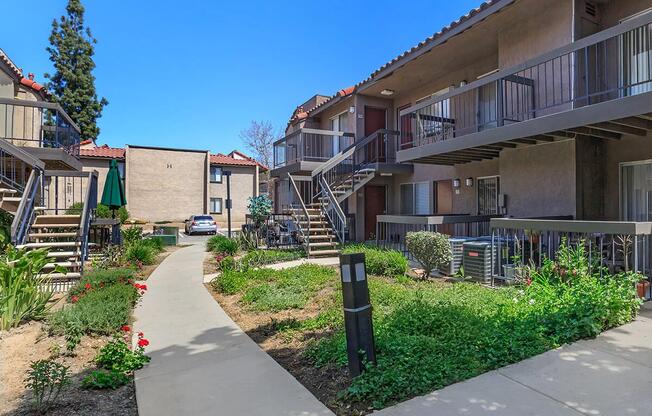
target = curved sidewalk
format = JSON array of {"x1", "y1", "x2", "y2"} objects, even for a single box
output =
[{"x1": 134, "y1": 242, "x2": 333, "y2": 416}]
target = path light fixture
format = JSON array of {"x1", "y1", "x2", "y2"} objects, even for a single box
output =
[{"x1": 339, "y1": 253, "x2": 376, "y2": 377}]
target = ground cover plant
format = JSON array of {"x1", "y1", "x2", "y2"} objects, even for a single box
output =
[
  {"x1": 207, "y1": 234, "x2": 239, "y2": 255},
  {"x1": 210, "y1": 241, "x2": 643, "y2": 412},
  {"x1": 341, "y1": 244, "x2": 408, "y2": 277},
  {"x1": 241, "y1": 249, "x2": 306, "y2": 267}
]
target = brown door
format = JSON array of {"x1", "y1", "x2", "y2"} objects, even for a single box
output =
[
  {"x1": 364, "y1": 106, "x2": 386, "y2": 162},
  {"x1": 434, "y1": 180, "x2": 453, "y2": 215},
  {"x1": 364, "y1": 185, "x2": 386, "y2": 240}
]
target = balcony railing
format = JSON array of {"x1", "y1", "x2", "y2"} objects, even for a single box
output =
[
  {"x1": 399, "y1": 10, "x2": 652, "y2": 150},
  {"x1": 490, "y1": 218, "x2": 652, "y2": 297},
  {"x1": 0, "y1": 98, "x2": 81, "y2": 158},
  {"x1": 273, "y1": 128, "x2": 354, "y2": 169},
  {"x1": 375, "y1": 214, "x2": 501, "y2": 256}
]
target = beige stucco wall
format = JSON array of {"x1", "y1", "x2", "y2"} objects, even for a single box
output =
[
  {"x1": 208, "y1": 165, "x2": 257, "y2": 226},
  {"x1": 125, "y1": 146, "x2": 208, "y2": 222},
  {"x1": 80, "y1": 158, "x2": 112, "y2": 204}
]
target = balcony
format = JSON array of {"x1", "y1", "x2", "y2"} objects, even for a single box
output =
[
  {"x1": 272, "y1": 128, "x2": 354, "y2": 174},
  {"x1": 397, "y1": 11, "x2": 652, "y2": 165},
  {"x1": 0, "y1": 98, "x2": 82, "y2": 170}
]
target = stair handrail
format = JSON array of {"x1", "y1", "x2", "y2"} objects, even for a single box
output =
[
  {"x1": 78, "y1": 171, "x2": 98, "y2": 266},
  {"x1": 287, "y1": 172, "x2": 310, "y2": 257},
  {"x1": 319, "y1": 175, "x2": 346, "y2": 243},
  {"x1": 11, "y1": 168, "x2": 42, "y2": 245}
]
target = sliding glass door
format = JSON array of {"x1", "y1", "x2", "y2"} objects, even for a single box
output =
[{"x1": 621, "y1": 161, "x2": 652, "y2": 221}]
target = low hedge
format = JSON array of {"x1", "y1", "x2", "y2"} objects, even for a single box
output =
[{"x1": 341, "y1": 244, "x2": 408, "y2": 277}]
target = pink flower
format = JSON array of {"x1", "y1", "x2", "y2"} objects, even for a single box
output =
[{"x1": 71, "y1": 295, "x2": 79, "y2": 303}]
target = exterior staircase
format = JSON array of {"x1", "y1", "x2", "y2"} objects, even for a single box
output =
[
  {"x1": 288, "y1": 203, "x2": 339, "y2": 257},
  {"x1": 17, "y1": 214, "x2": 83, "y2": 285}
]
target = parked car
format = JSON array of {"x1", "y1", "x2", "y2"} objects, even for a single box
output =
[{"x1": 184, "y1": 215, "x2": 218, "y2": 235}]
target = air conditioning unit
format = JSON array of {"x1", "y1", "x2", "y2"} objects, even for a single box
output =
[
  {"x1": 462, "y1": 241, "x2": 497, "y2": 284},
  {"x1": 439, "y1": 237, "x2": 478, "y2": 276}
]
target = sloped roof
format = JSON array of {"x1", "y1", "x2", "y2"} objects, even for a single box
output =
[
  {"x1": 288, "y1": 85, "x2": 355, "y2": 125},
  {"x1": 210, "y1": 152, "x2": 268, "y2": 171},
  {"x1": 79, "y1": 145, "x2": 126, "y2": 159}
]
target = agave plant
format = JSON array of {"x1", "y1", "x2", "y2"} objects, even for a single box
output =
[{"x1": 0, "y1": 247, "x2": 57, "y2": 330}]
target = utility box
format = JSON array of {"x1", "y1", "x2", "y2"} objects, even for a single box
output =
[
  {"x1": 152, "y1": 226, "x2": 179, "y2": 246},
  {"x1": 439, "y1": 237, "x2": 478, "y2": 276},
  {"x1": 462, "y1": 241, "x2": 496, "y2": 283}
]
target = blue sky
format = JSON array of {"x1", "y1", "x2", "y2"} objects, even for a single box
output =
[{"x1": 0, "y1": 0, "x2": 481, "y2": 155}]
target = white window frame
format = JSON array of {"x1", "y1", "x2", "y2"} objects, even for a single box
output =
[
  {"x1": 210, "y1": 166, "x2": 223, "y2": 183},
  {"x1": 330, "y1": 110, "x2": 349, "y2": 154},
  {"x1": 210, "y1": 197, "x2": 223, "y2": 214}
]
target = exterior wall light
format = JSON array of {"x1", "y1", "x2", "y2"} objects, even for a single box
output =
[
  {"x1": 452, "y1": 178, "x2": 461, "y2": 189},
  {"x1": 465, "y1": 177, "x2": 474, "y2": 187},
  {"x1": 380, "y1": 89, "x2": 395, "y2": 96},
  {"x1": 349, "y1": 106, "x2": 356, "y2": 114}
]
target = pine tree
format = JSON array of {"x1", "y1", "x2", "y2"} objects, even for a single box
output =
[{"x1": 45, "y1": 0, "x2": 108, "y2": 140}]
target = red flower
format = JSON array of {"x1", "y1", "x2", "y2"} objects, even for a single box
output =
[
  {"x1": 138, "y1": 332, "x2": 144, "y2": 338},
  {"x1": 121, "y1": 325, "x2": 131, "y2": 332},
  {"x1": 526, "y1": 278, "x2": 532, "y2": 286},
  {"x1": 138, "y1": 338, "x2": 150, "y2": 347},
  {"x1": 140, "y1": 284, "x2": 147, "y2": 291},
  {"x1": 85, "y1": 283, "x2": 92, "y2": 290},
  {"x1": 71, "y1": 295, "x2": 79, "y2": 303}
]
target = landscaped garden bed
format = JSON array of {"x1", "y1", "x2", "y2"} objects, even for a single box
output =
[
  {"x1": 205, "y1": 238, "x2": 644, "y2": 415},
  {"x1": 0, "y1": 226, "x2": 168, "y2": 415}
]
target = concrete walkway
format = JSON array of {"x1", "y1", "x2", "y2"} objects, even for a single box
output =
[
  {"x1": 376, "y1": 302, "x2": 652, "y2": 416},
  {"x1": 134, "y1": 241, "x2": 333, "y2": 416},
  {"x1": 265, "y1": 256, "x2": 340, "y2": 270}
]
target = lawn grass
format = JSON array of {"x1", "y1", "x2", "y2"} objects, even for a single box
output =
[{"x1": 211, "y1": 244, "x2": 642, "y2": 411}]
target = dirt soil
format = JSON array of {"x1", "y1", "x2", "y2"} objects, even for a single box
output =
[
  {"x1": 0, "y1": 322, "x2": 137, "y2": 416},
  {"x1": 205, "y1": 282, "x2": 372, "y2": 416}
]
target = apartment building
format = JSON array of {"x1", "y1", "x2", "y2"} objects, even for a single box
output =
[
  {"x1": 270, "y1": 0, "x2": 652, "y2": 266},
  {"x1": 0, "y1": 48, "x2": 96, "y2": 287},
  {"x1": 80, "y1": 143, "x2": 265, "y2": 225}
]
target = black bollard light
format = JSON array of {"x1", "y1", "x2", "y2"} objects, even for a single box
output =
[
  {"x1": 224, "y1": 170, "x2": 232, "y2": 239},
  {"x1": 339, "y1": 253, "x2": 376, "y2": 377}
]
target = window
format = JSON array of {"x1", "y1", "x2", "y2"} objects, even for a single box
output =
[
  {"x1": 330, "y1": 112, "x2": 349, "y2": 154},
  {"x1": 477, "y1": 176, "x2": 500, "y2": 215},
  {"x1": 210, "y1": 198, "x2": 223, "y2": 214},
  {"x1": 210, "y1": 166, "x2": 222, "y2": 183},
  {"x1": 400, "y1": 182, "x2": 429, "y2": 215}
]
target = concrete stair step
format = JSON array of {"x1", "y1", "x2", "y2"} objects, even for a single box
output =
[
  {"x1": 31, "y1": 223, "x2": 81, "y2": 229},
  {"x1": 46, "y1": 251, "x2": 80, "y2": 258},
  {"x1": 0, "y1": 188, "x2": 18, "y2": 194},
  {"x1": 43, "y1": 261, "x2": 81, "y2": 269},
  {"x1": 308, "y1": 249, "x2": 340, "y2": 256},
  {"x1": 17, "y1": 241, "x2": 81, "y2": 249},
  {"x1": 40, "y1": 272, "x2": 82, "y2": 280},
  {"x1": 307, "y1": 241, "x2": 337, "y2": 248},
  {"x1": 29, "y1": 232, "x2": 78, "y2": 239}
]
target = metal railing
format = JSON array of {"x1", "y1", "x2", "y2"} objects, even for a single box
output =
[
  {"x1": 10, "y1": 169, "x2": 42, "y2": 245},
  {"x1": 376, "y1": 214, "x2": 499, "y2": 255},
  {"x1": 79, "y1": 171, "x2": 98, "y2": 266},
  {"x1": 490, "y1": 218, "x2": 652, "y2": 295},
  {"x1": 318, "y1": 175, "x2": 346, "y2": 243},
  {"x1": 399, "y1": 11, "x2": 652, "y2": 149},
  {"x1": 273, "y1": 128, "x2": 354, "y2": 168},
  {"x1": 0, "y1": 98, "x2": 81, "y2": 158},
  {"x1": 287, "y1": 173, "x2": 310, "y2": 257}
]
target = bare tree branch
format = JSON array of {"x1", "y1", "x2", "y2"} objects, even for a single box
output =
[{"x1": 239, "y1": 120, "x2": 278, "y2": 170}]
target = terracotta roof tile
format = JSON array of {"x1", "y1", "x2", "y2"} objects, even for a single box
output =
[
  {"x1": 80, "y1": 145, "x2": 125, "y2": 159},
  {"x1": 210, "y1": 153, "x2": 267, "y2": 171}
]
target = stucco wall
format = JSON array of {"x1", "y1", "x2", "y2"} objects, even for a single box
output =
[
  {"x1": 125, "y1": 146, "x2": 208, "y2": 222},
  {"x1": 208, "y1": 165, "x2": 256, "y2": 226},
  {"x1": 81, "y1": 158, "x2": 111, "y2": 204}
]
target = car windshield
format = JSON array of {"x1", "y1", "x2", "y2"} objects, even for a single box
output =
[{"x1": 195, "y1": 216, "x2": 213, "y2": 221}]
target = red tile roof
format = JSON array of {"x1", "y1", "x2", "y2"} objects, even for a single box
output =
[
  {"x1": 20, "y1": 76, "x2": 45, "y2": 94},
  {"x1": 80, "y1": 145, "x2": 125, "y2": 159},
  {"x1": 210, "y1": 153, "x2": 267, "y2": 171},
  {"x1": 0, "y1": 48, "x2": 23, "y2": 80},
  {"x1": 288, "y1": 86, "x2": 355, "y2": 125},
  {"x1": 0, "y1": 49, "x2": 50, "y2": 98}
]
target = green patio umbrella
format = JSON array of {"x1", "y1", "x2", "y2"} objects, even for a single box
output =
[{"x1": 101, "y1": 159, "x2": 127, "y2": 218}]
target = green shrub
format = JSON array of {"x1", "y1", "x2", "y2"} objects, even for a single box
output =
[
  {"x1": 142, "y1": 237, "x2": 165, "y2": 253},
  {"x1": 95, "y1": 337, "x2": 150, "y2": 374},
  {"x1": 69, "y1": 268, "x2": 136, "y2": 299},
  {"x1": 117, "y1": 206, "x2": 130, "y2": 224},
  {"x1": 125, "y1": 241, "x2": 156, "y2": 265},
  {"x1": 341, "y1": 244, "x2": 408, "y2": 277},
  {"x1": 241, "y1": 249, "x2": 305, "y2": 268},
  {"x1": 207, "y1": 234, "x2": 239, "y2": 255},
  {"x1": 82, "y1": 370, "x2": 129, "y2": 390},
  {"x1": 49, "y1": 283, "x2": 139, "y2": 338},
  {"x1": 121, "y1": 226, "x2": 143, "y2": 246},
  {"x1": 65, "y1": 202, "x2": 84, "y2": 215},
  {"x1": 24, "y1": 360, "x2": 71, "y2": 412},
  {"x1": 406, "y1": 231, "x2": 452, "y2": 278},
  {"x1": 95, "y1": 204, "x2": 111, "y2": 218},
  {"x1": 308, "y1": 240, "x2": 642, "y2": 409},
  {"x1": 0, "y1": 248, "x2": 54, "y2": 330}
]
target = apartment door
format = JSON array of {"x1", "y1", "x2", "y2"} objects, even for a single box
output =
[
  {"x1": 434, "y1": 180, "x2": 453, "y2": 214},
  {"x1": 397, "y1": 104, "x2": 413, "y2": 150},
  {"x1": 365, "y1": 185, "x2": 386, "y2": 240},
  {"x1": 364, "y1": 106, "x2": 387, "y2": 162},
  {"x1": 477, "y1": 176, "x2": 500, "y2": 215}
]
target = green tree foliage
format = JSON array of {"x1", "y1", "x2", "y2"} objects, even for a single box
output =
[
  {"x1": 406, "y1": 231, "x2": 452, "y2": 278},
  {"x1": 45, "y1": 0, "x2": 108, "y2": 140},
  {"x1": 247, "y1": 195, "x2": 272, "y2": 227}
]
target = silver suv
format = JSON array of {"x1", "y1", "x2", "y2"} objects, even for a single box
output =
[{"x1": 184, "y1": 215, "x2": 218, "y2": 235}]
